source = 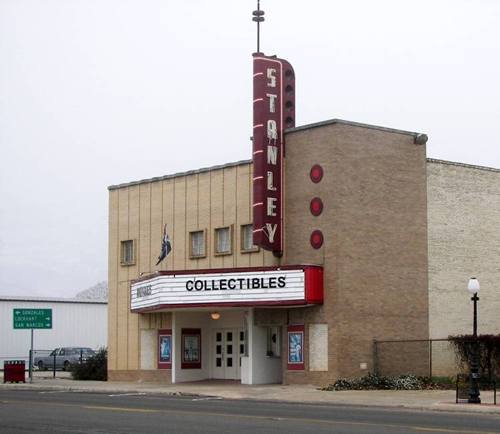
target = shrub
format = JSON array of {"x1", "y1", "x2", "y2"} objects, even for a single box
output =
[
  {"x1": 323, "y1": 374, "x2": 425, "y2": 391},
  {"x1": 71, "y1": 347, "x2": 107, "y2": 381},
  {"x1": 449, "y1": 334, "x2": 500, "y2": 380}
]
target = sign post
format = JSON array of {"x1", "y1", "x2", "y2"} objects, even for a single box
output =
[{"x1": 13, "y1": 309, "x2": 53, "y2": 383}]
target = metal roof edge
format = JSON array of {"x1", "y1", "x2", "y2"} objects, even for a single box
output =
[
  {"x1": 285, "y1": 118, "x2": 421, "y2": 137},
  {"x1": 0, "y1": 295, "x2": 108, "y2": 304},
  {"x1": 427, "y1": 158, "x2": 500, "y2": 173},
  {"x1": 108, "y1": 159, "x2": 252, "y2": 191}
]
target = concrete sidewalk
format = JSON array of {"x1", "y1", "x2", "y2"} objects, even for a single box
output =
[{"x1": 1, "y1": 377, "x2": 499, "y2": 415}]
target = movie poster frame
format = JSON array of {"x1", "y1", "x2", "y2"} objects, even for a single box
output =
[
  {"x1": 181, "y1": 328, "x2": 202, "y2": 369},
  {"x1": 287, "y1": 324, "x2": 305, "y2": 370},
  {"x1": 158, "y1": 329, "x2": 172, "y2": 369}
]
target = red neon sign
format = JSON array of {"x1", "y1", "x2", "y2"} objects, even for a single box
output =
[{"x1": 252, "y1": 53, "x2": 295, "y2": 256}]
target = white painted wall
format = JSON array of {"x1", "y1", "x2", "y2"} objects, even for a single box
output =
[
  {"x1": 140, "y1": 329, "x2": 156, "y2": 369},
  {"x1": 0, "y1": 297, "x2": 107, "y2": 365},
  {"x1": 309, "y1": 324, "x2": 328, "y2": 371},
  {"x1": 250, "y1": 325, "x2": 282, "y2": 384},
  {"x1": 172, "y1": 309, "x2": 246, "y2": 383},
  {"x1": 242, "y1": 309, "x2": 282, "y2": 384},
  {"x1": 172, "y1": 311, "x2": 211, "y2": 383}
]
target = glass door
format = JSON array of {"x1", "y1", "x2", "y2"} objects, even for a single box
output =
[{"x1": 212, "y1": 328, "x2": 243, "y2": 380}]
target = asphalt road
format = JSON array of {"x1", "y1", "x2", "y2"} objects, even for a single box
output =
[{"x1": 1, "y1": 390, "x2": 499, "y2": 434}]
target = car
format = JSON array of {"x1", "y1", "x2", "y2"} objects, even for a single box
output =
[{"x1": 34, "y1": 347, "x2": 96, "y2": 371}]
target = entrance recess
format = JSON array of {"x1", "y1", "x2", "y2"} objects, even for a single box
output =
[{"x1": 212, "y1": 328, "x2": 244, "y2": 380}]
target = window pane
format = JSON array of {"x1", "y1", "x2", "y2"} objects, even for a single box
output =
[
  {"x1": 121, "y1": 240, "x2": 134, "y2": 264},
  {"x1": 191, "y1": 231, "x2": 205, "y2": 256},
  {"x1": 216, "y1": 228, "x2": 230, "y2": 253},
  {"x1": 242, "y1": 225, "x2": 254, "y2": 250},
  {"x1": 266, "y1": 326, "x2": 281, "y2": 357}
]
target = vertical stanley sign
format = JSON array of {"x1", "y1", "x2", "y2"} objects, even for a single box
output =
[{"x1": 252, "y1": 53, "x2": 295, "y2": 256}]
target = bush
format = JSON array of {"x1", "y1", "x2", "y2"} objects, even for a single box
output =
[
  {"x1": 449, "y1": 334, "x2": 500, "y2": 380},
  {"x1": 323, "y1": 374, "x2": 426, "y2": 391},
  {"x1": 71, "y1": 347, "x2": 107, "y2": 381}
]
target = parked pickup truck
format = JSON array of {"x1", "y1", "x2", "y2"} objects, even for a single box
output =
[{"x1": 35, "y1": 347, "x2": 95, "y2": 371}]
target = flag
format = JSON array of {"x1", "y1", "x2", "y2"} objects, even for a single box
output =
[{"x1": 156, "y1": 224, "x2": 172, "y2": 266}]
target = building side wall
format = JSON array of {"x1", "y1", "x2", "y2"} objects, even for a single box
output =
[
  {"x1": 107, "y1": 163, "x2": 278, "y2": 377},
  {"x1": 283, "y1": 123, "x2": 429, "y2": 384},
  {"x1": 1, "y1": 300, "x2": 107, "y2": 364},
  {"x1": 427, "y1": 161, "x2": 500, "y2": 375}
]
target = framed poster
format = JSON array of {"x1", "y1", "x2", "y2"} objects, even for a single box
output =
[
  {"x1": 181, "y1": 328, "x2": 201, "y2": 369},
  {"x1": 158, "y1": 329, "x2": 172, "y2": 369},
  {"x1": 287, "y1": 324, "x2": 305, "y2": 370}
]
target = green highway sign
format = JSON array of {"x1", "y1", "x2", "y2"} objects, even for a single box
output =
[{"x1": 13, "y1": 308, "x2": 52, "y2": 329}]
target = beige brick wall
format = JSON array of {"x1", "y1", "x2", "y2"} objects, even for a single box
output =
[
  {"x1": 427, "y1": 160, "x2": 500, "y2": 374},
  {"x1": 108, "y1": 163, "x2": 277, "y2": 377}
]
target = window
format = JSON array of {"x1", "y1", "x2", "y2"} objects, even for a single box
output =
[
  {"x1": 266, "y1": 326, "x2": 281, "y2": 358},
  {"x1": 215, "y1": 226, "x2": 232, "y2": 255},
  {"x1": 190, "y1": 230, "x2": 206, "y2": 258},
  {"x1": 240, "y1": 224, "x2": 258, "y2": 252},
  {"x1": 120, "y1": 240, "x2": 135, "y2": 265}
]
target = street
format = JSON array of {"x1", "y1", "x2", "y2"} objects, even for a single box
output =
[{"x1": 0, "y1": 390, "x2": 499, "y2": 433}]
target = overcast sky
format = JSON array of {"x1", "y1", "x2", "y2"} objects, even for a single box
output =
[{"x1": 1, "y1": 0, "x2": 499, "y2": 297}]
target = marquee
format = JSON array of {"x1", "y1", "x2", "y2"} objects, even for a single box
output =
[{"x1": 130, "y1": 265, "x2": 323, "y2": 312}]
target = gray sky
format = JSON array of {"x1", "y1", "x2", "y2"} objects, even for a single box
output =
[{"x1": 1, "y1": 0, "x2": 499, "y2": 297}]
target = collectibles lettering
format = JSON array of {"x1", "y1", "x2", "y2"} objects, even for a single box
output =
[
  {"x1": 185, "y1": 276, "x2": 286, "y2": 291},
  {"x1": 252, "y1": 54, "x2": 295, "y2": 256}
]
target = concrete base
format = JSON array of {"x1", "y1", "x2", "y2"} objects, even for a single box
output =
[{"x1": 108, "y1": 370, "x2": 172, "y2": 383}]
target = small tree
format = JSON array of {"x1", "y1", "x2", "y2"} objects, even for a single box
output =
[{"x1": 71, "y1": 347, "x2": 107, "y2": 381}]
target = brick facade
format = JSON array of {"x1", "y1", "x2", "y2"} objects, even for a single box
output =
[{"x1": 108, "y1": 119, "x2": 499, "y2": 385}]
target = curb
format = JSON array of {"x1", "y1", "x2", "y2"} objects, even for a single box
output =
[{"x1": 1, "y1": 383, "x2": 499, "y2": 415}]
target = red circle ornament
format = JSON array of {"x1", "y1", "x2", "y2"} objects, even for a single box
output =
[
  {"x1": 310, "y1": 165, "x2": 323, "y2": 183},
  {"x1": 310, "y1": 197, "x2": 323, "y2": 216},
  {"x1": 310, "y1": 230, "x2": 324, "y2": 249}
]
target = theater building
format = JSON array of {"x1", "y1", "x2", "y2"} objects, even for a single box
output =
[{"x1": 107, "y1": 53, "x2": 500, "y2": 385}]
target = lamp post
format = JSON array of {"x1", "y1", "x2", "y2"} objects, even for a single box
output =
[{"x1": 467, "y1": 277, "x2": 481, "y2": 404}]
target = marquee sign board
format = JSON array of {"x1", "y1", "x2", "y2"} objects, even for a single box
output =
[
  {"x1": 130, "y1": 266, "x2": 322, "y2": 312},
  {"x1": 252, "y1": 53, "x2": 295, "y2": 256}
]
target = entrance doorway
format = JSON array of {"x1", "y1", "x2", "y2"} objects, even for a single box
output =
[{"x1": 212, "y1": 328, "x2": 244, "y2": 380}]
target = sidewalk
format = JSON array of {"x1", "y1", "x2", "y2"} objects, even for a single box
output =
[{"x1": 1, "y1": 377, "x2": 499, "y2": 415}]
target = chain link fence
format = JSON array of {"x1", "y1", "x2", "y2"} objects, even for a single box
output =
[{"x1": 2, "y1": 348, "x2": 90, "y2": 379}]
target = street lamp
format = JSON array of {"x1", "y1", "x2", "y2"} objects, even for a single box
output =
[{"x1": 467, "y1": 277, "x2": 481, "y2": 404}]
